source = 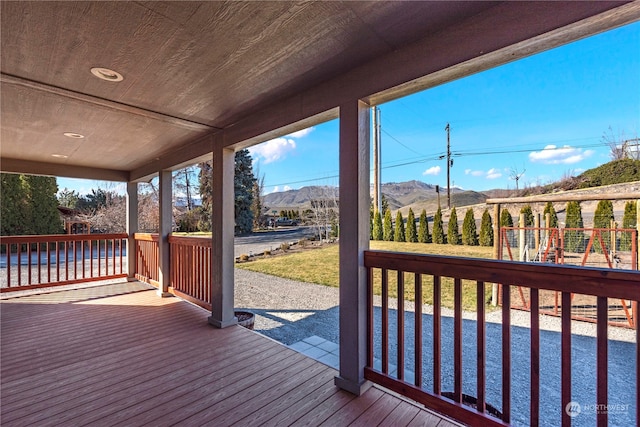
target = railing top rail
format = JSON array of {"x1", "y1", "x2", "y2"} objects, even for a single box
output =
[
  {"x1": 364, "y1": 250, "x2": 639, "y2": 300},
  {"x1": 168, "y1": 235, "x2": 212, "y2": 247},
  {"x1": 133, "y1": 233, "x2": 159, "y2": 242},
  {"x1": 501, "y1": 226, "x2": 637, "y2": 232},
  {"x1": 1, "y1": 233, "x2": 128, "y2": 243}
]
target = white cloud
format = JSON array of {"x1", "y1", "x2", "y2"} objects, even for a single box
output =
[
  {"x1": 529, "y1": 145, "x2": 595, "y2": 165},
  {"x1": 249, "y1": 138, "x2": 296, "y2": 164},
  {"x1": 465, "y1": 168, "x2": 501, "y2": 179},
  {"x1": 423, "y1": 165, "x2": 441, "y2": 176},
  {"x1": 486, "y1": 168, "x2": 502, "y2": 179},
  {"x1": 286, "y1": 127, "x2": 314, "y2": 138}
]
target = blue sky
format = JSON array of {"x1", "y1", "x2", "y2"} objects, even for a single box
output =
[
  {"x1": 59, "y1": 22, "x2": 639, "y2": 196},
  {"x1": 250, "y1": 21, "x2": 639, "y2": 193}
]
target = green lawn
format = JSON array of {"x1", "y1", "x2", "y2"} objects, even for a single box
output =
[{"x1": 236, "y1": 241, "x2": 496, "y2": 311}]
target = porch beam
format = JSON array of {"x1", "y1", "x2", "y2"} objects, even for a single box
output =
[
  {"x1": 157, "y1": 170, "x2": 172, "y2": 296},
  {"x1": 126, "y1": 182, "x2": 138, "y2": 279},
  {"x1": 0, "y1": 157, "x2": 128, "y2": 182},
  {"x1": 335, "y1": 99, "x2": 371, "y2": 395},
  {"x1": 208, "y1": 144, "x2": 237, "y2": 328}
]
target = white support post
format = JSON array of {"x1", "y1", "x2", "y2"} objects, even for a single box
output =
[
  {"x1": 334, "y1": 99, "x2": 371, "y2": 395},
  {"x1": 126, "y1": 181, "x2": 138, "y2": 280},
  {"x1": 208, "y1": 145, "x2": 237, "y2": 328},
  {"x1": 157, "y1": 170, "x2": 172, "y2": 296}
]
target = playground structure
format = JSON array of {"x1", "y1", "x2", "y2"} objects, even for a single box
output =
[{"x1": 486, "y1": 193, "x2": 640, "y2": 329}]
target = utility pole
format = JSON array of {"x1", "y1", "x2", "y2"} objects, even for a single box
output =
[
  {"x1": 445, "y1": 123, "x2": 451, "y2": 209},
  {"x1": 372, "y1": 106, "x2": 382, "y2": 214}
]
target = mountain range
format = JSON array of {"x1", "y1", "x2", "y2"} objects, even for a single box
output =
[{"x1": 263, "y1": 180, "x2": 488, "y2": 214}]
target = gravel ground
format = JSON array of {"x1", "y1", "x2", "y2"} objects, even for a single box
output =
[{"x1": 234, "y1": 268, "x2": 637, "y2": 427}]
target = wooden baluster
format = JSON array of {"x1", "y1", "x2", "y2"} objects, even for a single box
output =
[
  {"x1": 530, "y1": 287, "x2": 540, "y2": 426},
  {"x1": 397, "y1": 270, "x2": 405, "y2": 381},
  {"x1": 477, "y1": 280, "x2": 486, "y2": 414},
  {"x1": 433, "y1": 275, "x2": 441, "y2": 395},
  {"x1": 502, "y1": 282, "x2": 511, "y2": 423},
  {"x1": 454, "y1": 277, "x2": 462, "y2": 403},
  {"x1": 415, "y1": 273, "x2": 423, "y2": 388},
  {"x1": 596, "y1": 296, "x2": 608, "y2": 427},
  {"x1": 382, "y1": 268, "x2": 389, "y2": 375},
  {"x1": 561, "y1": 291, "x2": 571, "y2": 426}
]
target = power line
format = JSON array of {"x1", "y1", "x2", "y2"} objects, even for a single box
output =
[{"x1": 264, "y1": 139, "x2": 613, "y2": 188}]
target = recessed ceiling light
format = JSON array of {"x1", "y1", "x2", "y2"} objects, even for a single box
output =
[
  {"x1": 63, "y1": 132, "x2": 84, "y2": 139},
  {"x1": 52, "y1": 154, "x2": 68, "y2": 159},
  {"x1": 90, "y1": 67, "x2": 124, "y2": 82}
]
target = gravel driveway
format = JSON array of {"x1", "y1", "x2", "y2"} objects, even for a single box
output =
[{"x1": 234, "y1": 267, "x2": 637, "y2": 427}]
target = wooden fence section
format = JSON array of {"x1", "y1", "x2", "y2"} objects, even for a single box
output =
[
  {"x1": 133, "y1": 233, "x2": 159, "y2": 287},
  {"x1": 1, "y1": 233, "x2": 127, "y2": 292},
  {"x1": 364, "y1": 250, "x2": 640, "y2": 427},
  {"x1": 500, "y1": 227, "x2": 638, "y2": 328},
  {"x1": 168, "y1": 235, "x2": 212, "y2": 310}
]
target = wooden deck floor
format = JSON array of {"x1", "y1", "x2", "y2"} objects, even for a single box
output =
[{"x1": 1, "y1": 282, "x2": 459, "y2": 427}]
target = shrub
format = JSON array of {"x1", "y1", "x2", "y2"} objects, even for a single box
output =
[
  {"x1": 479, "y1": 209, "x2": 493, "y2": 247},
  {"x1": 280, "y1": 242, "x2": 290, "y2": 251},
  {"x1": 372, "y1": 210, "x2": 383, "y2": 241},
  {"x1": 500, "y1": 209, "x2": 513, "y2": 227},
  {"x1": 406, "y1": 208, "x2": 417, "y2": 243},
  {"x1": 383, "y1": 209, "x2": 394, "y2": 241},
  {"x1": 620, "y1": 201, "x2": 637, "y2": 251},
  {"x1": 394, "y1": 211, "x2": 406, "y2": 242},
  {"x1": 418, "y1": 209, "x2": 431, "y2": 243},
  {"x1": 462, "y1": 208, "x2": 478, "y2": 246},
  {"x1": 593, "y1": 200, "x2": 614, "y2": 253},
  {"x1": 447, "y1": 207, "x2": 460, "y2": 245},
  {"x1": 543, "y1": 202, "x2": 559, "y2": 228},
  {"x1": 520, "y1": 204, "x2": 534, "y2": 227},
  {"x1": 433, "y1": 207, "x2": 445, "y2": 244},
  {"x1": 238, "y1": 254, "x2": 250, "y2": 262},
  {"x1": 565, "y1": 201, "x2": 585, "y2": 252}
]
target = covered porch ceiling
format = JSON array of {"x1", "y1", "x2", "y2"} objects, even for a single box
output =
[{"x1": 1, "y1": 1, "x2": 638, "y2": 183}]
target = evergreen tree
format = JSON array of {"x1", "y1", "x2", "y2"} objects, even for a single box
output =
[
  {"x1": 198, "y1": 149, "x2": 256, "y2": 234},
  {"x1": 406, "y1": 208, "x2": 417, "y2": 243},
  {"x1": 234, "y1": 149, "x2": 256, "y2": 234},
  {"x1": 447, "y1": 207, "x2": 460, "y2": 245},
  {"x1": 58, "y1": 188, "x2": 80, "y2": 209},
  {"x1": 500, "y1": 209, "x2": 513, "y2": 227},
  {"x1": 620, "y1": 201, "x2": 637, "y2": 251},
  {"x1": 383, "y1": 209, "x2": 394, "y2": 241},
  {"x1": 565, "y1": 201, "x2": 585, "y2": 252},
  {"x1": 433, "y1": 207, "x2": 445, "y2": 244},
  {"x1": 520, "y1": 204, "x2": 534, "y2": 226},
  {"x1": 1, "y1": 173, "x2": 30, "y2": 235},
  {"x1": 593, "y1": 200, "x2": 614, "y2": 253},
  {"x1": 394, "y1": 211, "x2": 405, "y2": 242},
  {"x1": 543, "y1": 202, "x2": 559, "y2": 228},
  {"x1": 479, "y1": 209, "x2": 494, "y2": 247},
  {"x1": 372, "y1": 210, "x2": 383, "y2": 240},
  {"x1": 417, "y1": 209, "x2": 430, "y2": 243},
  {"x1": 251, "y1": 173, "x2": 264, "y2": 229},
  {"x1": 462, "y1": 208, "x2": 478, "y2": 246},
  {"x1": 24, "y1": 175, "x2": 62, "y2": 235},
  {"x1": 198, "y1": 161, "x2": 213, "y2": 231}
]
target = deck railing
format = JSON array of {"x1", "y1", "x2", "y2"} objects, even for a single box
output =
[
  {"x1": 133, "y1": 234, "x2": 212, "y2": 310},
  {"x1": 168, "y1": 235, "x2": 212, "y2": 310},
  {"x1": 365, "y1": 250, "x2": 639, "y2": 427},
  {"x1": 1, "y1": 233, "x2": 127, "y2": 292},
  {"x1": 134, "y1": 233, "x2": 159, "y2": 286}
]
